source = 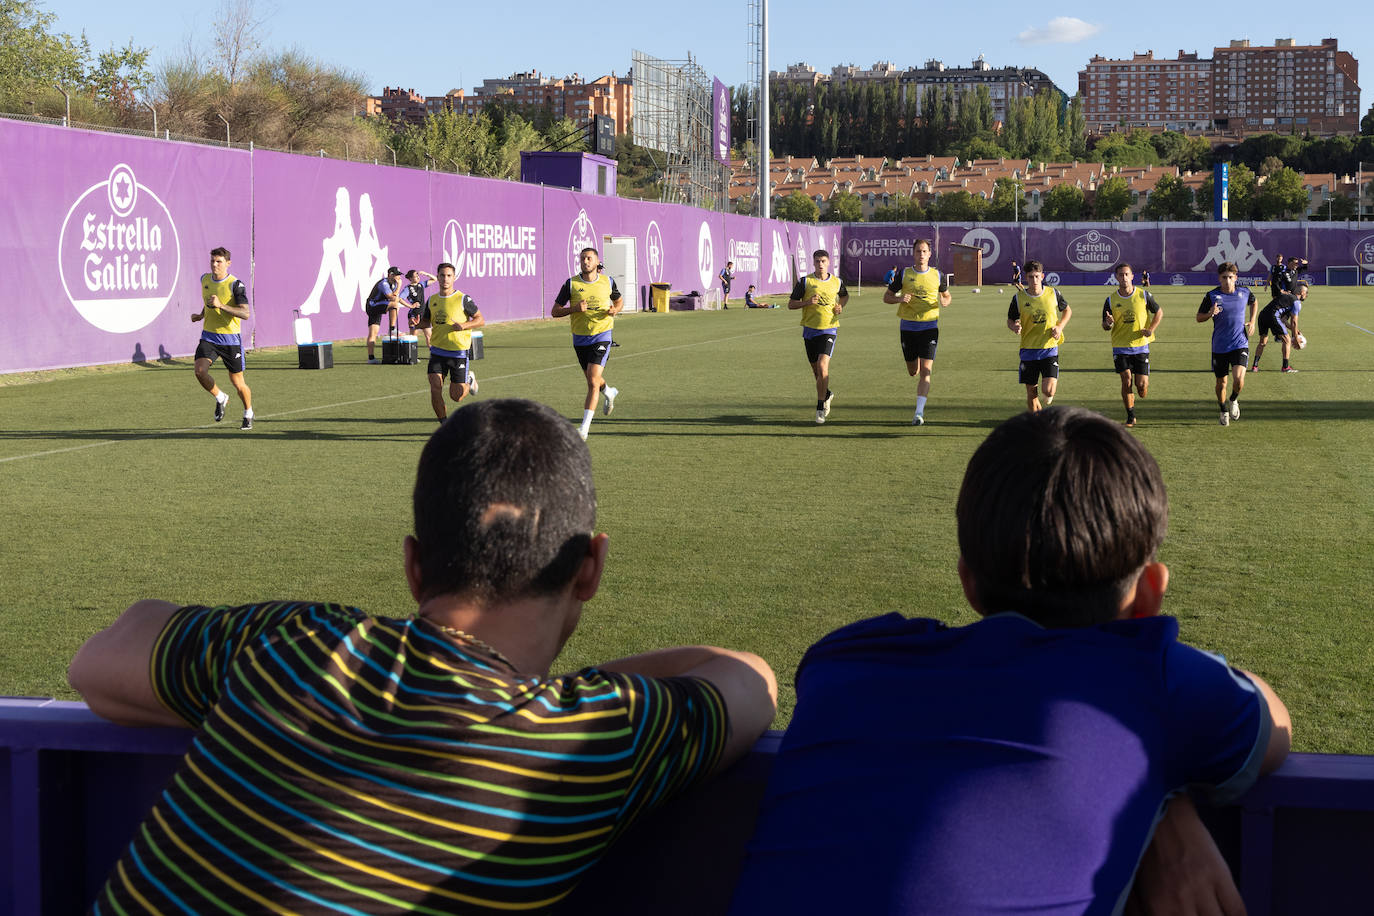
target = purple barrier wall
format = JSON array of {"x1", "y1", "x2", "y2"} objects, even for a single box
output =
[
  {"x1": 841, "y1": 222, "x2": 1374, "y2": 291},
  {"x1": 1, "y1": 122, "x2": 250, "y2": 373},
  {"x1": 2, "y1": 120, "x2": 810, "y2": 373}
]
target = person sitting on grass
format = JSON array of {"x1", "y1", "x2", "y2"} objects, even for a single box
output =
[
  {"x1": 731, "y1": 406, "x2": 1290, "y2": 916},
  {"x1": 68, "y1": 398, "x2": 777, "y2": 915},
  {"x1": 744, "y1": 284, "x2": 775, "y2": 308}
]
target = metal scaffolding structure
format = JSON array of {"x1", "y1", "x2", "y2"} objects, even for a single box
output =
[
  {"x1": 630, "y1": 50, "x2": 728, "y2": 211},
  {"x1": 747, "y1": 0, "x2": 769, "y2": 217}
]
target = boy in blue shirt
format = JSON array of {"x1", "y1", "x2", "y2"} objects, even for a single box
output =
[{"x1": 732, "y1": 406, "x2": 1290, "y2": 916}]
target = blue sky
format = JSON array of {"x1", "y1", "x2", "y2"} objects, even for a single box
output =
[{"x1": 50, "y1": 0, "x2": 1371, "y2": 124}]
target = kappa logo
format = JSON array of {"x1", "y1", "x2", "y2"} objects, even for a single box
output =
[
  {"x1": 961, "y1": 228, "x2": 1002, "y2": 268},
  {"x1": 58, "y1": 162, "x2": 182, "y2": 334},
  {"x1": 645, "y1": 220, "x2": 665, "y2": 284},
  {"x1": 1191, "y1": 229, "x2": 1269, "y2": 272},
  {"x1": 298, "y1": 187, "x2": 390, "y2": 316},
  {"x1": 698, "y1": 221, "x2": 715, "y2": 290},
  {"x1": 567, "y1": 209, "x2": 599, "y2": 277},
  {"x1": 768, "y1": 230, "x2": 790, "y2": 283}
]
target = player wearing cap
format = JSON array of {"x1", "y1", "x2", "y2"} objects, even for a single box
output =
[{"x1": 365, "y1": 266, "x2": 405, "y2": 363}]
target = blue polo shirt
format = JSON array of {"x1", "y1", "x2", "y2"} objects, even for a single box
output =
[{"x1": 730, "y1": 612, "x2": 1271, "y2": 916}]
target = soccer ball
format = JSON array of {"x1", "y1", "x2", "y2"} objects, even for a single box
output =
[
  {"x1": 1296, "y1": 334, "x2": 1307, "y2": 350},
  {"x1": 973, "y1": 288, "x2": 980, "y2": 293}
]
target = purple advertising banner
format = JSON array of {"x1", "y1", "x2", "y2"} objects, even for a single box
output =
[
  {"x1": 937, "y1": 224, "x2": 1024, "y2": 279},
  {"x1": 253, "y1": 150, "x2": 433, "y2": 348},
  {"x1": 1024, "y1": 224, "x2": 1164, "y2": 278},
  {"x1": 0, "y1": 120, "x2": 249, "y2": 373},
  {"x1": 713, "y1": 79, "x2": 731, "y2": 167},
  {"x1": 428, "y1": 173, "x2": 545, "y2": 323}
]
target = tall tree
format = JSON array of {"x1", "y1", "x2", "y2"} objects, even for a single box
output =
[
  {"x1": 1139, "y1": 174, "x2": 1195, "y2": 220},
  {"x1": 1255, "y1": 167, "x2": 1308, "y2": 219},
  {"x1": 774, "y1": 190, "x2": 820, "y2": 222},
  {"x1": 1039, "y1": 184, "x2": 1085, "y2": 220},
  {"x1": 822, "y1": 191, "x2": 863, "y2": 222},
  {"x1": 1093, "y1": 175, "x2": 1133, "y2": 220},
  {"x1": 212, "y1": 0, "x2": 268, "y2": 87}
]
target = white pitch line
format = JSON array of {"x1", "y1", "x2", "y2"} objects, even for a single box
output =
[
  {"x1": 0, "y1": 318, "x2": 816, "y2": 465},
  {"x1": 1346, "y1": 322, "x2": 1374, "y2": 337}
]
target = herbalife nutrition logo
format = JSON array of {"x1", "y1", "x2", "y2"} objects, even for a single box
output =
[{"x1": 58, "y1": 163, "x2": 181, "y2": 333}]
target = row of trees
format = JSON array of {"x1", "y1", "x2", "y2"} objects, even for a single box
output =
[
  {"x1": 735, "y1": 81, "x2": 1088, "y2": 165},
  {"x1": 770, "y1": 160, "x2": 1331, "y2": 224}
]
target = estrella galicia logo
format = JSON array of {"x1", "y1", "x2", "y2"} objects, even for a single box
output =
[
  {"x1": 1065, "y1": 230, "x2": 1120, "y2": 270},
  {"x1": 58, "y1": 163, "x2": 181, "y2": 333},
  {"x1": 1170, "y1": 274, "x2": 1187, "y2": 286},
  {"x1": 567, "y1": 208, "x2": 598, "y2": 277}
]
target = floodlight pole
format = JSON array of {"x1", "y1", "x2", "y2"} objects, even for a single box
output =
[
  {"x1": 143, "y1": 99, "x2": 156, "y2": 135},
  {"x1": 217, "y1": 113, "x2": 230, "y2": 146},
  {"x1": 758, "y1": 0, "x2": 769, "y2": 220}
]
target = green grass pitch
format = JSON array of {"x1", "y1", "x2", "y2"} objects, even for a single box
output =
[{"x1": 3, "y1": 283, "x2": 1373, "y2": 752}]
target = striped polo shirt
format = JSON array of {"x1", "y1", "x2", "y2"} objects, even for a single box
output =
[{"x1": 94, "y1": 601, "x2": 728, "y2": 914}]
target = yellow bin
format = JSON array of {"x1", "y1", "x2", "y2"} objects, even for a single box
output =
[{"x1": 650, "y1": 283, "x2": 671, "y2": 313}]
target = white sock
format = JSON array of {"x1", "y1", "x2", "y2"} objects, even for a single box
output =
[
  {"x1": 1042, "y1": 395, "x2": 1054, "y2": 407},
  {"x1": 579, "y1": 409, "x2": 594, "y2": 435},
  {"x1": 244, "y1": 408, "x2": 254, "y2": 418},
  {"x1": 915, "y1": 395, "x2": 927, "y2": 414},
  {"x1": 216, "y1": 391, "x2": 229, "y2": 404}
]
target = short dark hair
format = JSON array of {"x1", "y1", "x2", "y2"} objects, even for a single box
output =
[
  {"x1": 1292, "y1": 280, "x2": 1309, "y2": 293},
  {"x1": 913, "y1": 238, "x2": 932, "y2": 252},
  {"x1": 413, "y1": 400, "x2": 595, "y2": 604},
  {"x1": 210, "y1": 246, "x2": 231, "y2": 260},
  {"x1": 813, "y1": 249, "x2": 830, "y2": 260},
  {"x1": 405, "y1": 269, "x2": 418, "y2": 280},
  {"x1": 1024, "y1": 259, "x2": 1043, "y2": 274},
  {"x1": 580, "y1": 247, "x2": 599, "y2": 258},
  {"x1": 1113, "y1": 262, "x2": 1133, "y2": 276},
  {"x1": 437, "y1": 262, "x2": 456, "y2": 274},
  {"x1": 956, "y1": 407, "x2": 1167, "y2": 628},
  {"x1": 1218, "y1": 262, "x2": 1238, "y2": 275}
]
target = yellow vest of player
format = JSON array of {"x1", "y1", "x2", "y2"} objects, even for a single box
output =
[
  {"x1": 799, "y1": 274, "x2": 843, "y2": 330},
  {"x1": 1107, "y1": 287, "x2": 1154, "y2": 349},
  {"x1": 201, "y1": 273, "x2": 242, "y2": 336},
  {"x1": 427, "y1": 290, "x2": 473, "y2": 352},
  {"x1": 568, "y1": 274, "x2": 615, "y2": 337},
  {"x1": 896, "y1": 266, "x2": 942, "y2": 323},
  {"x1": 1016, "y1": 287, "x2": 1066, "y2": 350}
]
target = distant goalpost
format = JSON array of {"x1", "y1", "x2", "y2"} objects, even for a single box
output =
[{"x1": 1326, "y1": 265, "x2": 1361, "y2": 286}]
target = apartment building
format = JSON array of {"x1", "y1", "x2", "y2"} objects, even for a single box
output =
[
  {"x1": 456, "y1": 71, "x2": 632, "y2": 130},
  {"x1": 375, "y1": 87, "x2": 428, "y2": 127},
  {"x1": 1079, "y1": 51, "x2": 1213, "y2": 132},
  {"x1": 1078, "y1": 38, "x2": 1360, "y2": 135}
]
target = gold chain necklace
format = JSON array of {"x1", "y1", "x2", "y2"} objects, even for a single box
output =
[{"x1": 422, "y1": 619, "x2": 514, "y2": 667}]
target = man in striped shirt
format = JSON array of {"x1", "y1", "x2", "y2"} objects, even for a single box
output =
[{"x1": 69, "y1": 398, "x2": 777, "y2": 914}]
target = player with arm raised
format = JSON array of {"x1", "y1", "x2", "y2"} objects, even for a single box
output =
[
  {"x1": 191, "y1": 246, "x2": 253, "y2": 430},
  {"x1": 1101, "y1": 262, "x2": 1162, "y2": 428},
  {"x1": 551, "y1": 247, "x2": 624, "y2": 440},
  {"x1": 1196, "y1": 262, "x2": 1256, "y2": 426},
  {"x1": 884, "y1": 238, "x2": 952, "y2": 426}
]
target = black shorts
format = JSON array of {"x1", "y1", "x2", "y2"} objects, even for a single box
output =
[
  {"x1": 1019, "y1": 355, "x2": 1059, "y2": 385},
  {"x1": 427, "y1": 353, "x2": 469, "y2": 382},
  {"x1": 804, "y1": 333, "x2": 837, "y2": 364},
  {"x1": 407, "y1": 307, "x2": 423, "y2": 330},
  {"x1": 194, "y1": 338, "x2": 245, "y2": 374},
  {"x1": 1257, "y1": 309, "x2": 1288, "y2": 339},
  {"x1": 1211, "y1": 349, "x2": 1249, "y2": 377},
  {"x1": 1113, "y1": 353, "x2": 1150, "y2": 376},
  {"x1": 575, "y1": 340, "x2": 612, "y2": 371},
  {"x1": 365, "y1": 302, "x2": 390, "y2": 327},
  {"x1": 900, "y1": 328, "x2": 939, "y2": 363}
]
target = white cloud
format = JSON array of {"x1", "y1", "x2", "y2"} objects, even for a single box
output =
[{"x1": 1017, "y1": 17, "x2": 1103, "y2": 46}]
